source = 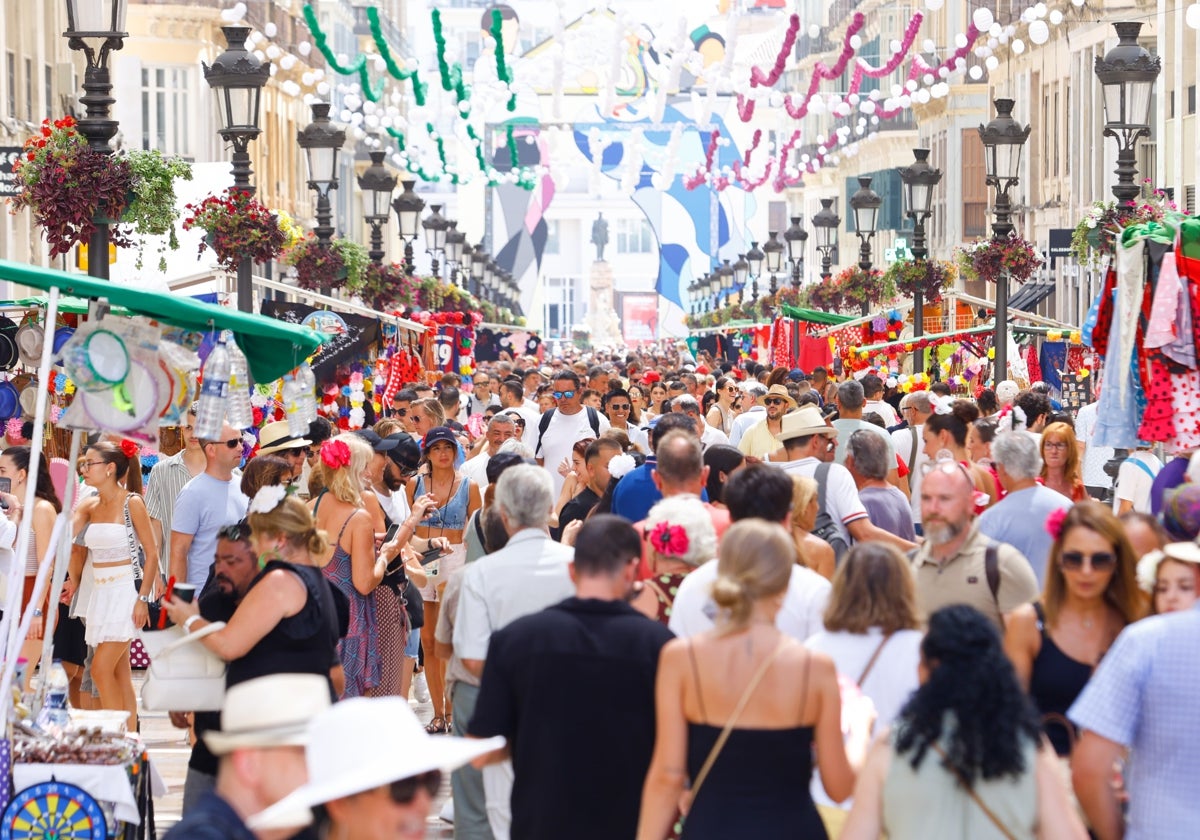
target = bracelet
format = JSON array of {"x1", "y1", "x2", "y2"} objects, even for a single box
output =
[{"x1": 183, "y1": 615, "x2": 204, "y2": 633}]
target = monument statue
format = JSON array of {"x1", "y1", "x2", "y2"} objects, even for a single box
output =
[{"x1": 590, "y1": 212, "x2": 609, "y2": 261}]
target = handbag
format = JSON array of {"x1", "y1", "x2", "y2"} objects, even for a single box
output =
[
  {"x1": 932, "y1": 743, "x2": 1019, "y2": 840},
  {"x1": 402, "y1": 578, "x2": 424, "y2": 630},
  {"x1": 138, "y1": 622, "x2": 227, "y2": 712}
]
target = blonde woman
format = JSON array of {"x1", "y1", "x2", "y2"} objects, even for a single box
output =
[
  {"x1": 638, "y1": 520, "x2": 869, "y2": 839},
  {"x1": 790, "y1": 476, "x2": 836, "y2": 581},
  {"x1": 308, "y1": 435, "x2": 387, "y2": 698},
  {"x1": 631, "y1": 495, "x2": 717, "y2": 625},
  {"x1": 410, "y1": 398, "x2": 445, "y2": 441}
]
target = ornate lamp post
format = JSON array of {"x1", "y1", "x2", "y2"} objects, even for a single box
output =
[
  {"x1": 762, "y1": 233, "x2": 784, "y2": 297},
  {"x1": 897, "y1": 148, "x2": 943, "y2": 372},
  {"x1": 1094, "y1": 22, "x2": 1161, "y2": 203},
  {"x1": 783, "y1": 217, "x2": 808, "y2": 289},
  {"x1": 746, "y1": 242, "x2": 765, "y2": 303},
  {"x1": 978, "y1": 98, "x2": 1031, "y2": 381},
  {"x1": 849, "y1": 176, "x2": 882, "y2": 316},
  {"x1": 422, "y1": 205, "x2": 448, "y2": 279},
  {"x1": 63, "y1": 0, "x2": 128, "y2": 281},
  {"x1": 357, "y1": 149, "x2": 397, "y2": 265},
  {"x1": 444, "y1": 222, "x2": 465, "y2": 287},
  {"x1": 297, "y1": 102, "x2": 345, "y2": 248},
  {"x1": 392, "y1": 180, "x2": 424, "y2": 276},
  {"x1": 203, "y1": 23, "x2": 269, "y2": 309},
  {"x1": 469, "y1": 244, "x2": 487, "y2": 298},
  {"x1": 732, "y1": 254, "x2": 750, "y2": 306},
  {"x1": 812, "y1": 198, "x2": 840, "y2": 281},
  {"x1": 718, "y1": 259, "x2": 734, "y2": 309}
]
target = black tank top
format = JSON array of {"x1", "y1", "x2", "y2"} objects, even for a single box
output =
[
  {"x1": 1028, "y1": 602, "x2": 1092, "y2": 756},
  {"x1": 225, "y1": 560, "x2": 341, "y2": 690}
]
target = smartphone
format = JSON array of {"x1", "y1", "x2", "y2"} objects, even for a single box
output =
[
  {"x1": 419, "y1": 545, "x2": 443, "y2": 565},
  {"x1": 383, "y1": 523, "x2": 400, "y2": 543},
  {"x1": 0, "y1": 477, "x2": 10, "y2": 495}
]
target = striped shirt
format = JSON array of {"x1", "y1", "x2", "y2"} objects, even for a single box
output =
[
  {"x1": 1069, "y1": 603, "x2": 1200, "y2": 839},
  {"x1": 144, "y1": 449, "x2": 199, "y2": 561}
]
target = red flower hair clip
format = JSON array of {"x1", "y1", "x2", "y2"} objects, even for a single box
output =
[
  {"x1": 650, "y1": 522, "x2": 690, "y2": 559},
  {"x1": 1045, "y1": 507, "x2": 1068, "y2": 541},
  {"x1": 120, "y1": 439, "x2": 139, "y2": 459},
  {"x1": 320, "y1": 439, "x2": 351, "y2": 471}
]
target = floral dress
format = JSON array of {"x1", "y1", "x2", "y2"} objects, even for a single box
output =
[{"x1": 321, "y1": 508, "x2": 381, "y2": 697}]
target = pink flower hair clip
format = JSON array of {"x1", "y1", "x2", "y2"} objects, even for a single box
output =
[
  {"x1": 649, "y1": 521, "x2": 690, "y2": 559},
  {"x1": 1045, "y1": 507, "x2": 1068, "y2": 541}
]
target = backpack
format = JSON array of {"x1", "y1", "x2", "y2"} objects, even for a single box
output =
[
  {"x1": 535, "y1": 406, "x2": 602, "y2": 458},
  {"x1": 812, "y1": 463, "x2": 850, "y2": 564}
]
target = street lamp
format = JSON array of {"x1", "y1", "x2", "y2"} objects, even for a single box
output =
[
  {"x1": 849, "y1": 176, "x2": 881, "y2": 272},
  {"x1": 732, "y1": 254, "x2": 750, "y2": 306},
  {"x1": 444, "y1": 222, "x2": 466, "y2": 287},
  {"x1": 1094, "y1": 22, "x2": 1161, "y2": 204},
  {"x1": 719, "y1": 259, "x2": 734, "y2": 308},
  {"x1": 422, "y1": 204, "x2": 448, "y2": 278},
  {"x1": 783, "y1": 216, "x2": 808, "y2": 290},
  {"x1": 812, "y1": 198, "x2": 840, "y2": 281},
  {"x1": 469, "y1": 243, "x2": 487, "y2": 297},
  {"x1": 898, "y1": 148, "x2": 943, "y2": 371},
  {"x1": 297, "y1": 102, "x2": 346, "y2": 254},
  {"x1": 63, "y1": 0, "x2": 128, "y2": 281},
  {"x1": 978, "y1": 98, "x2": 1031, "y2": 382},
  {"x1": 357, "y1": 149, "x2": 397, "y2": 265},
  {"x1": 762, "y1": 233, "x2": 784, "y2": 297},
  {"x1": 392, "y1": 180, "x2": 425, "y2": 275},
  {"x1": 203, "y1": 24, "x2": 269, "y2": 309}
]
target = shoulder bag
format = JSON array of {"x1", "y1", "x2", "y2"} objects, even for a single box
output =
[
  {"x1": 856, "y1": 632, "x2": 894, "y2": 686},
  {"x1": 139, "y1": 622, "x2": 228, "y2": 712}
]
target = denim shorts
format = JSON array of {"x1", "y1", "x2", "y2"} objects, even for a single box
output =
[{"x1": 405, "y1": 625, "x2": 420, "y2": 658}]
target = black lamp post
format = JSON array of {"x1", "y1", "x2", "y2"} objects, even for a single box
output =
[
  {"x1": 203, "y1": 24, "x2": 269, "y2": 310},
  {"x1": 732, "y1": 254, "x2": 751, "y2": 306},
  {"x1": 783, "y1": 216, "x2": 808, "y2": 289},
  {"x1": 849, "y1": 176, "x2": 882, "y2": 315},
  {"x1": 762, "y1": 233, "x2": 784, "y2": 298},
  {"x1": 357, "y1": 149, "x2": 397, "y2": 266},
  {"x1": 297, "y1": 102, "x2": 345, "y2": 255},
  {"x1": 1094, "y1": 22, "x2": 1161, "y2": 204},
  {"x1": 392, "y1": 180, "x2": 424, "y2": 276},
  {"x1": 469, "y1": 243, "x2": 487, "y2": 298},
  {"x1": 746, "y1": 242, "x2": 765, "y2": 302},
  {"x1": 898, "y1": 148, "x2": 943, "y2": 372},
  {"x1": 978, "y1": 98, "x2": 1031, "y2": 382},
  {"x1": 718, "y1": 260, "x2": 735, "y2": 309},
  {"x1": 812, "y1": 198, "x2": 840, "y2": 281},
  {"x1": 444, "y1": 222, "x2": 465, "y2": 287},
  {"x1": 64, "y1": 0, "x2": 128, "y2": 282},
  {"x1": 422, "y1": 204, "x2": 448, "y2": 279}
]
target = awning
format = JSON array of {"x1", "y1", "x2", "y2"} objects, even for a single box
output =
[
  {"x1": 0, "y1": 259, "x2": 325, "y2": 382},
  {"x1": 778, "y1": 304, "x2": 857, "y2": 326},
  {"x1": 1008, "y1": 281, "x2": 1056, "y2": 313}
]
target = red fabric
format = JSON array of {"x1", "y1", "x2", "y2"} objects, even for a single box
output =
[
  {"x1": 1091, "y1": 267, "x2": 1118, "y2": 356},
  {"x1": 797, "y1": 321, "x2": 833, "y2": 373}
]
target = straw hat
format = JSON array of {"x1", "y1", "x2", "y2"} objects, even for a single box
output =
[
  {"x1": 756, "y1": 384, "x2": 797, "y2": 409},
  {"x1": 248, "y1": 697, "x2": 504, "y2": 830},
  {"x1": 257, "y1": 420, "x2": 312, "y2": 456},
  {"x1": 776, "y1": 405, "x2": 835, "y2": 443},
  {"x1": 203, "y1": 674, "x2": 332, "y2": 755}
]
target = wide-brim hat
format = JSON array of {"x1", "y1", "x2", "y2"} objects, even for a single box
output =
[
  {"x1": 258, "y1": 420, "x2": 312, "y2": 456},
  {"x1": 0, "y1": 332, "x2": 17, "y2": 373},
  {"x1": 756, "y1": 384, "x2": 798, "y2": 410},
  {"x1": 15, "y1": 322, "x2": 45, "y2": 368},
  {"x1": 18, "y1": 379, "x2": 38, "y2": 418},
  {"x1": 203, "y1": 674, "x2": 332, "y2": 756},
  {"x1": 0, "y1": 381, "x2": 20, "y2": 421},
  {"x1": 777, "y1": 405, "x2": 835, "y2": 443},
  {"x1": 51, "y1": 327, "x2": 75, "y2": 359},
  {"x1": 248, "y1": 697, "x2": 504, "y2": 830}
]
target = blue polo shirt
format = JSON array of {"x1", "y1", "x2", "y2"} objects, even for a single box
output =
[{"x1": 610, "y1": 457, "x2": 708, "y2": 523}]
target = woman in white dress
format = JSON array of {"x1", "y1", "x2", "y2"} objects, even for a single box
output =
[{"x1": 67, "y1": 441, "x2": 158, "y2": 730}]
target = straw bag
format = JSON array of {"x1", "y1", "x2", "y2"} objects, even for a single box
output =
[{"x1": 139, "y1": 622, "x2": 227, "y2": 712}]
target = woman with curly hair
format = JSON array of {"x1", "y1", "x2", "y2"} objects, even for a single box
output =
[
  {"x1": 1040, "y1": 422, "x2": 1088, "y2": 502},
  {"x1": 1003, "y1": 502, "x2": 1144, "y2": 757},
  {"x1": 841, "y1": 604, "x2": 1087, "y2": 839}
]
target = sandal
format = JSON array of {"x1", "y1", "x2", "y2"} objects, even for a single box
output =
[{"x1": 425, "y1": 716, "x2": 450, "y2": 735}]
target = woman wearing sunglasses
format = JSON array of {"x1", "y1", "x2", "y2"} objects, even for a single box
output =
[
  {"x1": 705, "y1": 376, "x2": 739, "y2": 437},
  {"x1": 1003, "y1": 502, "x2": 1145, "y2": 757}
]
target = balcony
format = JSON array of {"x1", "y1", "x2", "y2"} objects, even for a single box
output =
[
  {"x1": 827, "y1": 0, "x2": 862, "y2": 32},
  {"x1": 793, "y1": 33, "x2": 835, "y2": 63},
  {"x1": 352, "y1": 4, "x2": 407, "y2": 54}
]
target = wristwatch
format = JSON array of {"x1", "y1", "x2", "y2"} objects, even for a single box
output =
[{"x1": 137, "y1": 595, "x2": 153, "y2": 603}]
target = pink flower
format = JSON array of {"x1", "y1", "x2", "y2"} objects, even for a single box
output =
[
  {"x1": 650, "y1": 522, "x2": 690, "y2": 559},
  {"x1": 1045, "y1": 507, "x2": 1069, "y2": 541},
  {"x1": 320, "y1": 439, "x2": 352, "y2": 471}
]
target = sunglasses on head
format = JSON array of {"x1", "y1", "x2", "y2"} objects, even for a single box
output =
[
  {"x1": 553, "y1": 390, "x2": 576, "y2": 400},
  {"x1": 387, "y1": 769, "x2": 442, "y2": 804},
  {"x1": 1060, "y1": 551, "x2": 1117, "y2": 572},
  {"x1": 217, "y1": 520, "x2": 251, "y2": 542}
]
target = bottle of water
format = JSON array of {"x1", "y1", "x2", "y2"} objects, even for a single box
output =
[
  {"x1": 295, "y1": 362, "x2": 319, "y2": 424},
  {"x1": 36, "y1": 660, "x2": 70, "y2": 731},
  {"x1": 282, "y1": 375, "x2": 309, "y2": 439},
  {"x1": 194, "y1": 339, "x2": 231, "y2": 440},
  {"x1": 224, "y1": 332, "x2": 254, "y2": 430}
]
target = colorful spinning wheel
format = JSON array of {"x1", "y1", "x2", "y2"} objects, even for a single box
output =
[{"x1": 1, "y1": 780, "x2": 107, "y2": 840}]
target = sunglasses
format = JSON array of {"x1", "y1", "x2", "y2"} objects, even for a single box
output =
[
  {"x1": 763, "y1": 398, "x2": 787, "y2": 406},
  {"x1": 217, "y1": 520, "x2": 251, "y2": 542},
  {"x1": 207, "y1": 438, "x2": 242, "y2": 450},
  {"x1": 509, "y1": 418, "x2": 526, "y2": 428},
  {"x1": 393, "y1": 408, "x2": 408, "y2": 417},
  {"x1": 1060, "y1": 551, "x2": 1117, "y2": 572},
  {"x1": 553, "y1": 390, "x2": 576, "y2": 400},
  {"x1": 388, "y1": 769, "x2": 442, "y2": 804},
  {"x1": 608, "y1": 403, "x2": 631, "y2": 411}
]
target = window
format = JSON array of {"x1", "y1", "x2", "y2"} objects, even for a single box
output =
[
  {"x1": 961, "y1": 128, "x2": 987, "y2": 239},
  {"x1": 542, "y1": 276, "x2": 576, "y2": 339},
  {"x1": 44, "y1": 65, "x2": 51, "y2": 119},
  {"x1": 6, "y1": 53, "x2": 14, "y2": 119},
  {"x1": 141, "y1": 66, "x2": 194, "y2": 158},
  {"x1": 1187, "y1": 185, "x2": 1196, "y2": 215},
  {"x1": 24, "y1": 58, "x2": 32, "y2": 122},
  {"x1": 544, "y1": 219, "x2": 560, "y2": 254},
  {"x1": 616, "y1": 218, "x2": 654, "y2": 254},
  {"x1": 1189, "y1": 85, "x2": 1196, "y2": 116}
]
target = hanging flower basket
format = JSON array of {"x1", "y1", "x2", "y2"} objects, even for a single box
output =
[
  {"x1": 10, "y1": 117, "x2": 133, "y2": 258},
  {"x1": 183, "y1": 188, "x2": 289, "y2": 273},
  {"x1": 803, "y1": 276, "x2": 845, "y2": 313},
  {"x1": 124, "y1": 149, "x2": 194, "y2": 271},
  {"x1": 284, "y1": 236, "x2": 370, "y2": 294},
  {"x1": 835, "y1": 265, "x2": 895, "y2": 312},
  {"x1": 883, "y1": 258, "x2": 955, "y2": 304},
  {"x1": 1070, "y1": 187, "x2": 1176, "y2": 266},
  {"x1": 955, "y1": 235, "x2": 1042, "y2": 285},
  {"x1": 358, "y1": 261, "x2": 417, "y2": 311}
]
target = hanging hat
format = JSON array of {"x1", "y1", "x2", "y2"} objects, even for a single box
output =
[
  {"x1": 18, "y1": 379, "x2": 39, "y2": 418},
  {"x1": 15, "y1": 322, "x2": 45, "y2": 368},
  {"x1": 0, "y1": 332, "x2": 16, "y2": 373},
  {"x1": 248, "y1": 697, "x2": 504, "y2": 831},
  {"x1": 51, "y1": 327, "x2": 75, "y2": 359},
  {"x1": 0, "y1": 381, "x2": 19, "y2": 421}
]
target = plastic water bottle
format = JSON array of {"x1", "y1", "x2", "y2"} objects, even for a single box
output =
[
  {"x1": 194, "y1": 339, "x2": 231, "y2": 440},
  {"x1": 295, "y1": 362, "x2": 319, "y2": 424},
  {"x1": 224, "y1": 332, "x2": 255, "y2": 430},
  {"x1": 282, "y1": 375, "x2": 309, "y2": 439},
  {"x1": 36, "y1": 660, "x2": 70, "y2": 730}
]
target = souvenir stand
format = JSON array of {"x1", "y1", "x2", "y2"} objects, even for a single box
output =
[
  {"x1": 775, "y1": 305, "x2": 856, "y2": 372},
  {"x1": 0, "y1": 258, "x2": 325, "y2": 839}
]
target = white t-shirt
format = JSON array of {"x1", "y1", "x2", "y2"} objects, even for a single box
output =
[
  {"x1": 777, "y1": 458, "x2": 869, "y2": 545},
  {"x1": 535, "y1": 408, "x2": 610, "y2": 496},
  {"x1": 864, "y1": 399, "x2": 900, "y2": 427},
  {"x1": 1114, "y1": 450, "x2": 1163, "y2": 514},
  {"x1": 1075, "y1": 402, "x2": 1114, "y2": 487},
  {"x1": 460, "y1": 452, "x2": 491, "y2": 490},
  {"x1": 501, "y1": 404, "x2": 541, "y2": 447},
  {"x1": 892, "y1": 424, "x2": 925, "y2": 524},
  {"x1": 700, "y1": 423, "x2": 731, "y2": 449},
  {"x1": 668, "y1": 559, "x2": 831, "y2": 642}
]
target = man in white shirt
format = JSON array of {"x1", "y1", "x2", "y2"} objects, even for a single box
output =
[
  {"x1": 728, "y1": 382, "x2": 768, "y2": 447},
  {"x1": 892, "y1": 390, "x2": 932, "y2": 528},
  {"x1": 1113, "y1": 448, "x2": 1163, "y2": 515},
  {"x1": 1074, "y1": 395, "x2": 1113, "y2": 498},
  {"x1": 535, "y1": 371, "x2": 609, "y2": 496},
  {"x1": 498, "y1": 380, "x2": 539, "y2": 447},
  {"x1": 669, "y1": 463, "x2": 831, "y2": 641},
  {"x1": 461, "y1": 413, "x2": 518, "y2": 490},
  {"x1": 467, "y1": 372, "x2": 501, "y2": 417},
  {"x1": 773, "y1": 406, "x2": 917, "y2": 551},
  {"x1": 671, "y1": 394, "x2": 730, "y2": 449},
  {"x1": 861, "y1": 373, "x2": 900, "y2": 427}
]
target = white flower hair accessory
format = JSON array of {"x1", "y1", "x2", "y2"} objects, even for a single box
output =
[
  {"x1": 607, "y1": 453, "x2": 637, "y2": 480},
  {"x1": 998, "y1": 403, "x2": 1028, "y2": 431},
  {"x1": 249, "y1": 484, "x2": 288, "y2": 516},
  {"x1": 929, "y1": 393, "x2": 954, "y2": 416},
  {"x1": 1136, "y1": 550, "x2": 1164, "y2": 594}
]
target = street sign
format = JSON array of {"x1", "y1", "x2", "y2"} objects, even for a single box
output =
[{"x1": 0, "y1": 147, "x2": 22, "y2": 198}]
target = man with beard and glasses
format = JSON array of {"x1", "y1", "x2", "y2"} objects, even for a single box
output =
[
  {"x1": 469, "y1": 515, "x2": 673, "y2": 840},
  {"x1": 910, "y1": 457, "x2": 1039, "y2": 629}
]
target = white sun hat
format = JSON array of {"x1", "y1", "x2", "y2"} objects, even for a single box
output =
[{"x1": 248, "y1": 696, "x2": 505, "y2": 830}]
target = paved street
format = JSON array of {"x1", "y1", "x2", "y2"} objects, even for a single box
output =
[{"x1": 138, "y1": 673, "x2": 454, "y2": 838}]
